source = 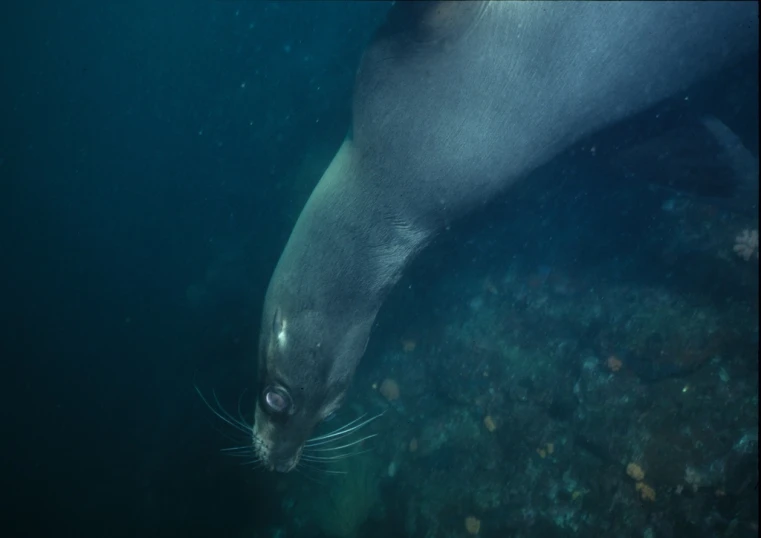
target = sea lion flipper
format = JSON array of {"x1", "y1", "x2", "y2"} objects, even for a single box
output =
[
  {"x1": 610, "y1": 115, "x2": 758, "y2": 211},
  {"x1": 701, "y1": 116, "x2": 759, "y2": 203}
]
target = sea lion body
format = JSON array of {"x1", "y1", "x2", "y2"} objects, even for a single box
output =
[{"x1": 253, "y1": 1, "x2": 758, "y2": 472}]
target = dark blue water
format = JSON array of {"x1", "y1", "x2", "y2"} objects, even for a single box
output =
[
  {"x1": 2, "y1": 2, "x2": 757, "y2": 538},
  {"x1": 1, "y1": 2, "x2": 387, "y2": 536}
]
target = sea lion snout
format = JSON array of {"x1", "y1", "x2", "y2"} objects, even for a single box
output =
[
  {"x1": 252, "y1": 394, "x2": 315, "y2": 473},
  {"x1": 252, "y1": 425, "x2": 303, "y2": 472}
]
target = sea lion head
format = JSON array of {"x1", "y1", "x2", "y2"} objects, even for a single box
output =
[{"x1": 252, "y1": 298, "x2": 371, "y2": 472}]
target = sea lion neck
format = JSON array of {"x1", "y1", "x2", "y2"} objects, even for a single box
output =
[{"x1": 269, "y1": 139, "x2": 431, "y2": 327}]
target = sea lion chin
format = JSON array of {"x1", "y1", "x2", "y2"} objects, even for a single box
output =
[{"x1": 251, "y1": 1, "x2": 757, "y2": 472}]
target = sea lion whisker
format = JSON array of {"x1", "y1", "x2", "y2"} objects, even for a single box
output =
[
  {"x1": 294, "y1": 465, "x2": 329, "y2": 484},
  {"x1": 304, "y1": 433, "x2": 377, "y2": 453},
  {"x1": 220, "y1": 445, "x2": 255, "y2": 452},
  {"x1": 304, "y1": 412, "x2": 384, "y2": 447},
  {"x1": 317, "y1": 469, "x2": 348, "y2": 475},
  {"x1": 303, "y1": 429, "x2": 360, "y2": 448},
  {"x1": 301, "y1": 448, "x2": 373, "y2": 462},
  {"x1": 306, "y1": 413, "x2": 368, "y2": 442},
  {"x1": 225, "y1": 450, "x2": 258, "y2": 458},
  {"x1": 298, "y1": 461, "x2": 348, "y2": 476},
  {"x1": 212, "y1": 390, "x2": 253, "y2": 433},
  {"x1": 300, "y1": 456, "x2": 343, "y2": 463},
  {"x1": 209, "y1": 421, "x2": 249, "y2": 445},
  {"x1": 209, "y1": 414, "x2": 251, "y2": 441},
  {"x1": 236, "y1": 388, "x2": 250, "y2": 428},
  {"x1": 194, "y1": 385, "x2": 252, "y2": 436}
]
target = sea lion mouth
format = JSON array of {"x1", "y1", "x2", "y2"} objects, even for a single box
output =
[{"x1": 252, "y1": 430, "x2": 303, "y2": 473}]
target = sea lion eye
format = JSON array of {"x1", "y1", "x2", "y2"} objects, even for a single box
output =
[{"x1": 263, "y1": 386, "x2": 291, "y2": 414}]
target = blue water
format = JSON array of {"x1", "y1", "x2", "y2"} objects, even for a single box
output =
[{"x1": 2, "y1": 2, "x2": 757, "y2": 538}]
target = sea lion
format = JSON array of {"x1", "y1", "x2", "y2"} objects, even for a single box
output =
[{"x1": 252, "y1": 1, "x2": 758, "y2": 472}]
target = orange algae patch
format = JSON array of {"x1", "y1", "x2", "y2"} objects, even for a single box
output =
[
  {"x1": 607, "y1": 355, "x2": 623, "y2": 372},
  {"x1": 636, "y1": 482, "x2": 656, "y2": 502},
  {"x1": 401, "y1": 339, "x2": 417, "y2": 352},
  {"x1": 379, "y1": 378, "x2": 400, "y2": 401},
  {"x1": 465, "y1": 516, "x2": 481, "y2": 535},
  {"x1": 626, "y1": 462, "x2": 645, "y2": 482},
  {"x1": 483, "y1": 415, "x2": 497, "y2": 432},
  {"x1": 537, "y1": 442, "x2": 555, "y2": 458}
]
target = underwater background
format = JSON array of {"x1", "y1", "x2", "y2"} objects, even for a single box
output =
[{"x1": 1, "y1": 2, "x2": 757, "y2": 538}]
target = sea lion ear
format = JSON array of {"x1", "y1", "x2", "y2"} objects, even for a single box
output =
[
  {"x1": 272, "y1": 307, "x2": 284, "y2": 336},
  {"x1": 271, "y1": 307, "x2": 289, "y2": 350}
]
